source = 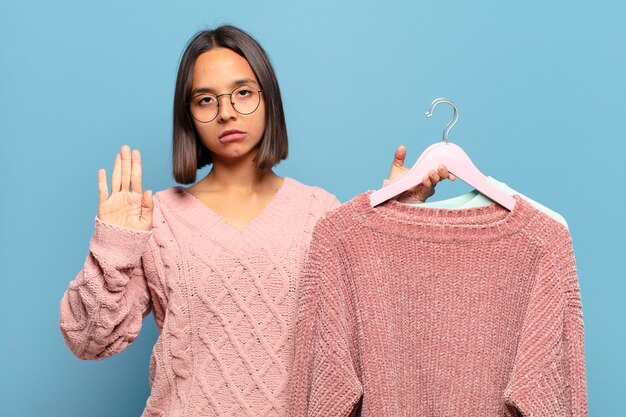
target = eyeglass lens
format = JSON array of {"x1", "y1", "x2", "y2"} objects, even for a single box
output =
[{"x1": 189, "y1": 86, "x2": 261, "y2": 123}]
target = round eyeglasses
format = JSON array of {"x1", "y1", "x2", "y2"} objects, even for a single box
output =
[{"x1": 188, "y1": 86, "x2": 263, "y2": 123}]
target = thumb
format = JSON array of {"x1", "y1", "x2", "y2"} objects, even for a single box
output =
[
  {"x1": 141, "y1": 190, "x2": 154, "y2": 224},
  {"x1": 393, "y1": 145, "x2": 407, "y2": 168}
]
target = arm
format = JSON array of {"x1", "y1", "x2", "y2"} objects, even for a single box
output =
[
  {"x1": 561, "y1": 237, "x2": 588, "y2": 416},
  {"x1": 59, "y1": 218, "x2": 152, "y2": 359},
  {"x1": 59, "y1": 144, "x2": 156, "y2": 360},
  {"x1": 504, "y1": 231, "x2": 588, "y2": 416},
  {"x1": 290, "y1": 219, "x2": 362, "y2": 417}
]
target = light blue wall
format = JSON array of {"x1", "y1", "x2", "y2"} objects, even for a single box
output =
[{"x1": 1, "y1": 1, "x2": 624, "y2": 415}]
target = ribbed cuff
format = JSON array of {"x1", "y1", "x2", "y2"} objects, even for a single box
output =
[{"x1": 90, "y1": 216, "x2": 152, "y2": 270}]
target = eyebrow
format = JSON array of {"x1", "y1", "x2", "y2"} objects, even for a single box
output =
[{"x1": 190, "y1": 78, "x2": 258, "y2": 96}]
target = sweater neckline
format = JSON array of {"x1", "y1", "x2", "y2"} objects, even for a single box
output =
[
  {"x1": 354, "y1": 192, "x2": 533, "y2": 242},
  {"x1": 169, "y1": 177, "x2": 298, "y2": 247}
]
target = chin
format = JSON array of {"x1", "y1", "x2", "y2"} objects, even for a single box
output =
[{"x1": 218, "y1": 148, "x2": 258, "y2": 162}]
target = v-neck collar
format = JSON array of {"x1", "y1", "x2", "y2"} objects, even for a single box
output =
[{"x1": 169, "y1": 177, "x2": 297, "y2": 249}]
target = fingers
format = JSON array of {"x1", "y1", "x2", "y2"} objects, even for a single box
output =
[
  {"x1": 415, "y1": 165, "x2": 456, "y2": 202},
  {"x1": 131, "y1": 149, "x2": 142, "y2": 194},
  {"x1": 429, "y1": 169, "x2": 441, "y2": 184},
  {"x1": 421, "y1": 169, "x2": 441, "y2": 188},
  {"x1": 422, "y1": 173, "x2": 432, "y2": 189},
  {"x1": 111, "y1": 153, "x2": 122, "y2": 193},
  {"x1": 110, "y1": 145, "x2": 143, "y2": 195},
  {"x1": 120, "y1": 145, "x2": 132, "y2": 192},
  {"x1": 98, "y1": 169, "x2": 109, "y2": 203},
  {"x1": 437, "y1": 164, "x2": 456, "y2": 181}
]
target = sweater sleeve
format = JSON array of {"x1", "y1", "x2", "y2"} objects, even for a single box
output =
[
  {"x1": 290, "y1": 220, "x2": 362, "y2": 417},
  {"x1": 504, "y1": 230, "x2": 588, "y2": 416},
  {"x1": 59, "y1": 216, "x2": 153, "y2": 360}
]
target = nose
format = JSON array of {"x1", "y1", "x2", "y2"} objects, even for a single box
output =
[{"x1": 216, "y1": 93, "x2": 237, "y2": 122}]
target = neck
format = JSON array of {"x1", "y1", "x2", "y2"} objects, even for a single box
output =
[{"x1": 202, "y1": 152, "x2": 278, "y2": 193}]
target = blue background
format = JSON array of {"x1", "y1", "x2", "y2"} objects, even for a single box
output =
[{"x1": 1, "y1": 1, "x2": 624, "y2": 415}]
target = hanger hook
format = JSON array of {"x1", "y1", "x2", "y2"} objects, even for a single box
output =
[{"x1": 424, "y1": 98, "x2": 458, "y2": 143}]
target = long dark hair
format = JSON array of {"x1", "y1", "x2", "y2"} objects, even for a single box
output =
[{"x1": 172, "y1": 25, "x2": 288, "y2": 184}]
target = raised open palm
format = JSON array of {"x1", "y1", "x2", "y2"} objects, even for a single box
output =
[{"x1": 97, "y1": 145, "x2": 153, "y2": 231}]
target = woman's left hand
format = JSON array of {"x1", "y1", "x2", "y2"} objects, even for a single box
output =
[{"x1": 387, "y1": 145, "x2": 456, "y2": 202}]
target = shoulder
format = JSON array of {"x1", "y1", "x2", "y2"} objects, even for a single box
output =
[
  {"x1": 153, "y1": 186, "x2": 188, "y2": 205},
  {"x1": 310, "y1": 191, "x2": 370, "y2": 242},
  {"x1": 282, "y1": 177, "x2": 341, "y2": 215},
  {"x1": 151, "y1": 185, "x2": 200, "y2": 215},
  {"x1": 516, "y1": 198, "x2": 574, "y2": 258},
  {"x1": 148, "y1": 186, "x2": 198, "y2": 230}
]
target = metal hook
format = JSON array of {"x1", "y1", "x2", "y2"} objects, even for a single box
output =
[{"x1": 424, "y1": 98, "x2": 458, "y2": 143}]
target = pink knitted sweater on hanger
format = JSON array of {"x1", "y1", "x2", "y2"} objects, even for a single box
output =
[
  {"x1": 290, "y1": 192, "x2": 587, "y2": 417},
  {"x1": 59, "y1": 177, "x2": 340, "y2": 417}
]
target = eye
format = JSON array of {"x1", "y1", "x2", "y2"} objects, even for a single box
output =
[
  {"x1": 194, "y1": 95, "x2": 215, "y2": 106},
  {"x1": 236, "y1": 88, "x2": 252, "y2": 97}
]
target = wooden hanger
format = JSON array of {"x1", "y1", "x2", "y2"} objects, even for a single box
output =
[{"x1": 369, "y1": 98, "x2": 516, "y2": 210}]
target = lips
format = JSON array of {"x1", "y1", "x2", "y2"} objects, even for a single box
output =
[{"x1": 218, "y1": 129, "x2": 246, "y2": 143}]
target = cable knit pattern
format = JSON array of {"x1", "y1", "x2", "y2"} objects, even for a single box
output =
[
  {"x1": 59, "y1": 177, "x2": 340, "y2": 417},
  {"x1": 290, "y1": 192, "x2": 587, "y2": 417}
]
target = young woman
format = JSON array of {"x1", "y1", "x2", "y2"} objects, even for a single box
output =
[{"x1": 59, "y1": 25, "x2": 454, "y2": 417}]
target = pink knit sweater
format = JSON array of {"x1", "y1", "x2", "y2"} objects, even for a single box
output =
[
  {"x1": 59, "y1": 177, "x2": 340, "y2": 417},
  {"x1": 290, "y1": 192, "x2": 587, "y2": 416}
]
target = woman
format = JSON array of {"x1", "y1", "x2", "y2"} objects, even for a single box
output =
[{"x1": 59, "y1": 25, "x2": 454, "y2": 417}]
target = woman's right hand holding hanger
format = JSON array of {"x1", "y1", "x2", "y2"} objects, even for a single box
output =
[{"x1": 387, "y1": 144, "x2": 456, "y2": 202}]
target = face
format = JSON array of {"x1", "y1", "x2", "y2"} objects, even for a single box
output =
[{"x1": 189, "y1": 48, "x2": 266, "y2": 164}]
